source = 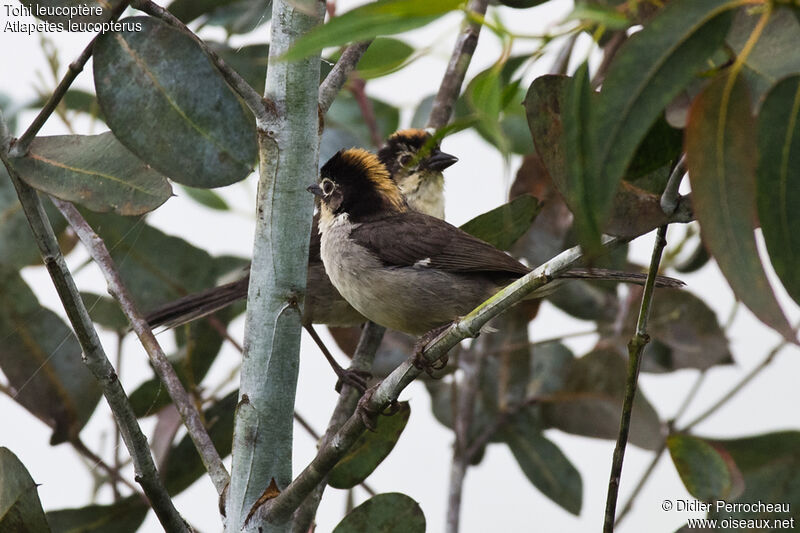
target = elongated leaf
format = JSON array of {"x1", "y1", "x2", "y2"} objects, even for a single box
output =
[
  {"x1": 10, "y1": 133, "x2": 172, "y2": 215},
  {"x1": 284, "y1": 0, "x2": 462, "y2": 61},
  {"x1": 687, "y1": 73, "x2": 795, "y2": 340},
  {"x1": 167, "y1": 0, "x2": 240, "y2": 23},
  {"x1": 20, "y1": 0, "x2": 125, "y2": 25},
  {"x1": 540, "y1": 348, "x2": 663, "y2": 450},
  {"x1": 668, "y1": 434, "x2": 738, "y2": 502},
  {"x1": 502, "y1": 420, "x2": 582, "y2": 515},
  {"x1": 0, "y1": 270, "x2": 102, "y2": 444},
  {"x1": 30, "y1": 89, "x2": 103, "y2": 120},
  {"x1": 707, "y1": 432, "x2": 800, "y2": 525},
  {"x1": 757, "y1": 75, "x2": 800, "y2": 307},
  {"x1": 590, "y1": 0, "x2": 735, "y2": 240},
  {"x1": 0, "y1": 166, "x2": 67, "y2": 268},
  {"x1": 204, "y1": 0, "x2": 272, "y2": 34},
  {"x1": 0, "y1": 448, "x2": 50, "y2": 532},
  {"x1": 622, "y1": 288, "x2": 732, "y2": 372},
  {"x1": 326, "y1": 93, "x2": 400, "y2": 148},
  {"x1": 179, "y1": 185, "x2": 230, "y2": 211},
  {"x1": 94, "y1": 17, "x2": 257, "y2": 188},
  {"x1": 460, "y1": 194, "x2": 541, "y2": 251},
  {"x1": 47, "y1": 496, "x2": 147, "y2": 533},
  {"x1": 726, "y1": 7, "x2": 800, "y2": 104},
  {"x1": 333, "y1": 493, "x2": 425, "y2": 533},
  {"x1": 329, "y1": 403, "x2": 410, "y2": 489},
  {"x1": 354, "y1": 37, "x2": 414, "y2": 79}
]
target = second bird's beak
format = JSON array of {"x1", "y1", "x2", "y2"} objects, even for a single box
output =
[
  {"x1": 424, "y1": 150, "x2": 459, "y2": 171},
  {"x1": 307, "y1": 183, "x2": 324, "y2": 197}
]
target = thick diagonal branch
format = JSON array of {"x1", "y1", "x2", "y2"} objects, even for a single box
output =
[{"x1": 52, "y1": 199, "x2": 230, "y2": 496}]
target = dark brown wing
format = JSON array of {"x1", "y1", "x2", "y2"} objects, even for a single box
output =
[{"x1": 350, "y1": 211, "x2": 529, "y2": 276}]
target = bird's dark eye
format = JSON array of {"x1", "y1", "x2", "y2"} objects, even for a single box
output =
[
  {"x1": 399, "y1": 154, "x2": 412, "y2": 167},
  {"x1": 321, "y1": 179, "x2": 335, "y2": 195}
]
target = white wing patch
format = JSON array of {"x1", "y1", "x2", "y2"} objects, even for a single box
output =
[{"x1": 413, "y1": 257, "x2": 432, "y2": 268}]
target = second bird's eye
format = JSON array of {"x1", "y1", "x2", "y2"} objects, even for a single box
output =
[
  {"x1": 399, "y1": 154, "x2": 412, "y2": 167},
  {"x1": 321, "y1": 179, "x2": 334, "y2": 195}
]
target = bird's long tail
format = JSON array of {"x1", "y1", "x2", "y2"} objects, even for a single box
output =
[
  {"x1": 144, "y1": 276, "x2": 249, "y2": 330},
  {"x1": 560, "y1": 267, "x2": 684, "y2": 288}
]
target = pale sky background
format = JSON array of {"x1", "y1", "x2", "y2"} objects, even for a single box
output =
[{"x1": 1, "y1": 1, "x2": 800, "y2": 532}]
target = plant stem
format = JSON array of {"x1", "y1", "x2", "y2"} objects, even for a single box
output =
[
  {"x1": 0, "y1": 117, "x2": 187, "y2": 533},
  {"x1": 660, "y1": 155, "x2": 687, "y2": 215},
  {"x1": 10, "y1": 1, "x2": 131, "y2": 156},
  {"x1": 603, "y1": 225, "x2": 668, "y2": 533},
  {"x1": 426, "y1": 0, "x2": 490, "y2": 130},
  {"x1": 291, "y1": 322, "x2": 385, "y2": 533},
  {"x1": 52, "y1": 199, "x2": 230, "y2": 496},
  {"x1": 319, "y1": 41, "x2": 372, "y2": 114},
  {"x1": 225, "y1": 0, "x2": 325, "y2": 530}
]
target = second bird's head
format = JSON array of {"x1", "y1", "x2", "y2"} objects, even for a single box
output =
[
  {"x1": 309, "y1": 148, "x2": 407, "y2": 223},
  {"x1": 378, "y1": 129, "x2": 458, "y2": 219}
]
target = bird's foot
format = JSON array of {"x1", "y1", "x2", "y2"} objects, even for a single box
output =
[
  {"x1": 411, "y1": 324, "x2": 450, "y2": 378},
  {"x1": 334, "y1": 368, "x2": 371, "y2": 395},
  {"x1": 355, "y1": 384, "x2": 400, "y2": 431}
]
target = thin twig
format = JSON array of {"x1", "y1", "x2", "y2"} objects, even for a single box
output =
[
  {"x1": 660, "y1": 155, "x2": 687, "y2": 215},
  {"x1": 130, "y1": 0, "x2": 269, "y2": 120},
  {"x1": 682, "y1": 332, "x2": 796, "y2": 431},
  {"x1": 253, "y1": 237, "x2": 626, "y2": 525},
  {"x1": 291, "y1": 322, "x2": 386, "y2": 533},
  {"x1": 71, "y1": 437, "x2": 142, "y2": 496},
  {"x1": 426, "y1": 0, "x2": 490, "y2": 130},
  {"x1": 348, "y1": 78, "x2": 382, "y2": 147},
  {"x1": 603, "y1": 226, "x2": 668, "y2": 533},
  {"x1": 10, "y1": 1, "x2": 131, "y2": 156},
  {"x1": 319, "y1": 41, "x2": 372, "y2": 114},
  {"x1": 52, "y1": 199, "x2": 230, "y2": 496},
  {"x1": 0, "y1": 125, "x2": 188, "y2": 533}
]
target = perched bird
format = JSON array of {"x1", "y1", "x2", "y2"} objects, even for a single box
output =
[
  {"x1": 144, "y1": 130, "x2": 458, "y2": 388},
  {"x1": 309, "y1": 148, "x2": 683, "y2": 355}
]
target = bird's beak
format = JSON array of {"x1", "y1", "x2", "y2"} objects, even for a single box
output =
[
  {"x1": 425, "y1": 150, "x2": 459, "y2": 171},
  {"x1": 307, "y1": 183, "x2": 324, "y2": 197}
]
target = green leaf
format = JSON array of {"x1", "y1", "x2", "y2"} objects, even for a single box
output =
[
  {"x1": 757, "y1": 74, "x2": 800, "y2": 307},
  {"x1": 329, "y1": 403, "x2": 411, "y2": 489},
  {"x1": 562, "y1": 63, "x2": 599, "y2": 250},
  {"x1": 204, "y1": 0, "x2": 272, "y2": 34},
  {"x1": 46, "y1": 496, "x2": 148, "y2": 533},
  {"x1": 667, "y1": 434, "x2": 737, "y2": 502},
  {"x1": 0, "y1": 269, "x2": 103, "y2": 444},
  {"x1": 726, "y1": 7, "x2": 800, "y2": 104},
  {"x1": 353, "y1": 37, "x2": 414, "y2": 79},
  {"x1": 208, "y1": 42, "x2": 269, "y2": 95},
  {"x1": 82, "y1": 212, "x2": 221, "y2": 312},
  {"x1": 0, "y1": 448, "x2": 50, "y2": 533},
  {"x1": 567, "y1": 2, "x2": 630, "y2": 30},
  {"x1": 708, "y1": 431, "x2": 800, "y2": 525},
  {"x1": 459, "y1": 194, "x2": 541, "y2": 251},
  {"x1": 326, "y1": 93, "x2": 400, "y2": 148},
  {"x1": 540, "y1": 348, "x2": 663, "y2": 450},
  {"x1": 528, "y1": 341, "x2": 575, "y2": 397},
  {"x1": 466, "y1": 68, "x2": 506, "y2": 151},
  {"x1": 167, "y1": 0, "x2": 241, "y2": 23},
  {"x1": 10, "y1": 133, "x2": 172, "y2": 215},
  {"x1": 20, "y1": 0, "x2": 126, "y2": 25},
  {"x1": 179, "y1": 185, "x2": 230, "y2": 211},
  {"x1": 589, "y1": 0, "x2": 735, "y2": 242},
  {"x1": 333, "y1": 493, "x2": 425, "y2": 533},
  {"x1": 502, "y1": 419, "x2": 582, "y2": 515},
  {"x1": 625, "y1": 289, "x2": 733, "y2": 373},
  {"x1": 80, "y1": 292, "x2": 129, "y2": 332},
  {"x1": 284, "y1": 0, "x2": 463, "y2": 61},
  {"x1": 0, "y1": 166, "x2": 68, "y2": 268},
  {"x1": 625, "y1": 116, "x2": 683, "y2": 181},
  {"x1": 31, "y1": 89, "x2": 103, "y2": 121},
  {"x1": 94, "y1": 17, "x2": 257, "y2": 188},
  {"x1": 687, "y1": 73, "x2": 795, "y2": 341},
  {"x1": 162, "y1": 391, "x2": 237, "y2": 495}
]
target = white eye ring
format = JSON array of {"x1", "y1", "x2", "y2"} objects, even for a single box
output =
[{"x1": 321, "y1": 179, "x2": 334, "y2": 195}]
